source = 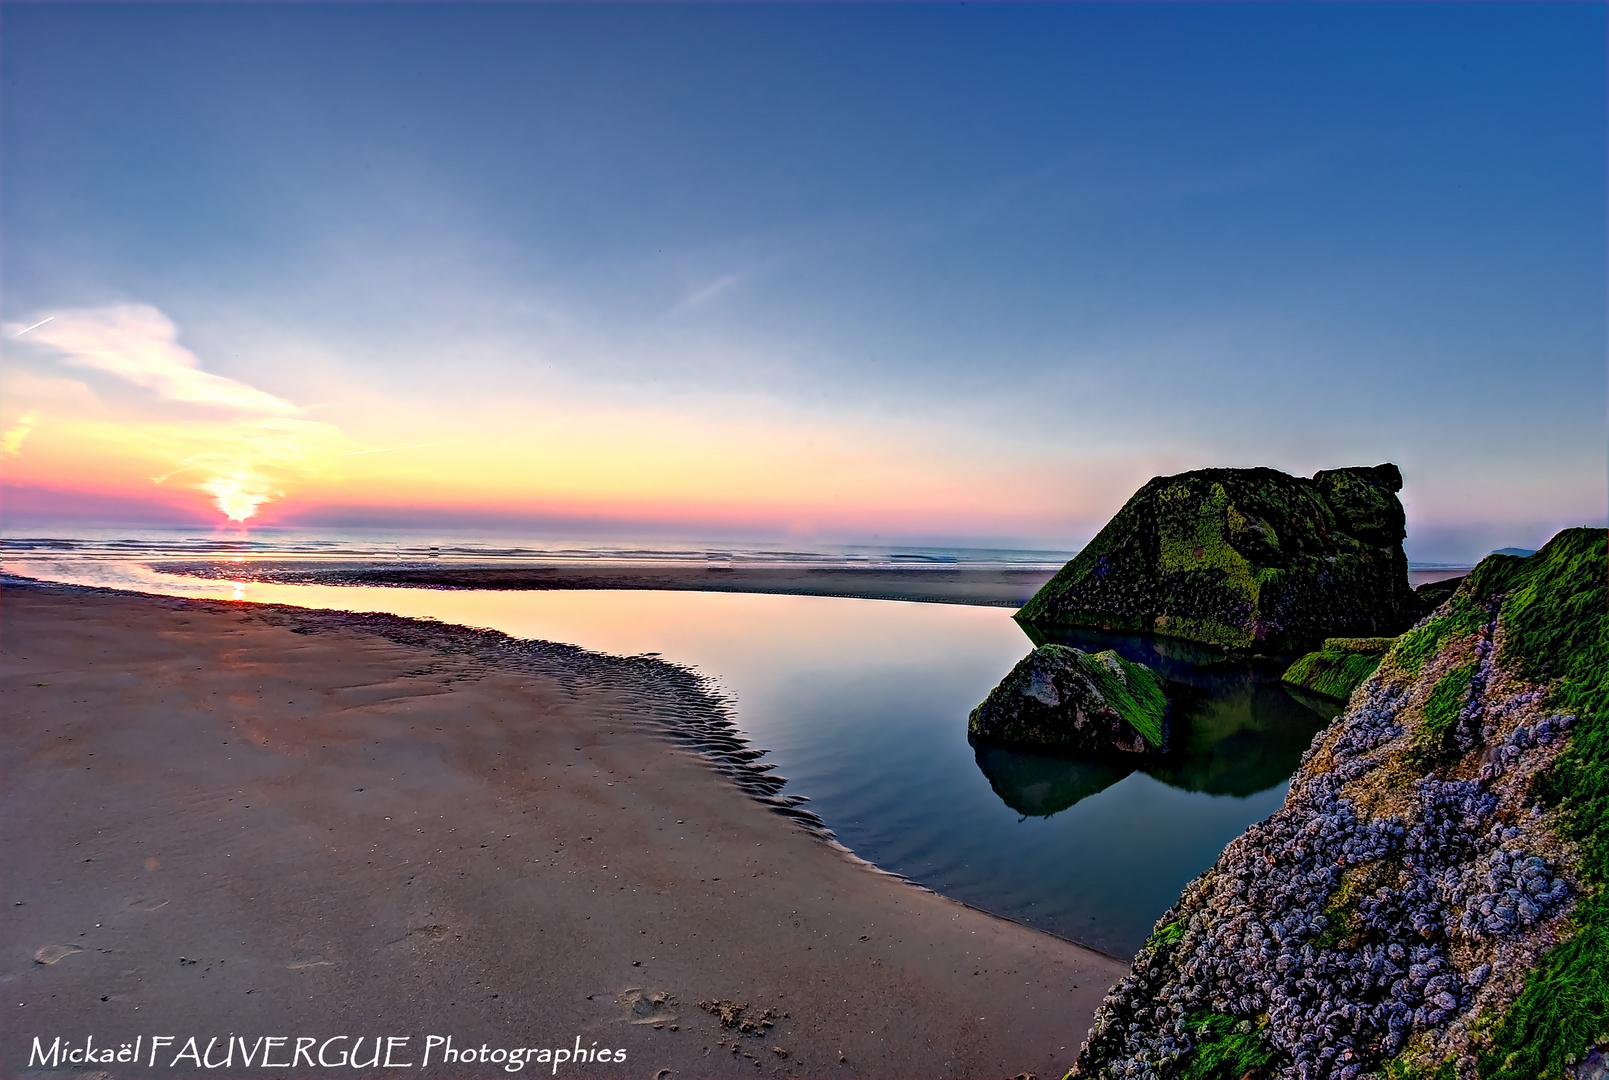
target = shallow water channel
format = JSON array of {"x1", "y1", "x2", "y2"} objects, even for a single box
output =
[{"x1": 10, "y1": 558, "x2": 1339, "y2": 958}]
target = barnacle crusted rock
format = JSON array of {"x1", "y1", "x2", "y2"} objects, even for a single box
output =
[{"x1": 1069, "y1": 527, "x2": 1607, "y2": 1080}]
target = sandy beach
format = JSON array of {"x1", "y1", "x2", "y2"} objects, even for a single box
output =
[{"x1": 1, "y1": 581, "x2": 1123, "y2": 1079}]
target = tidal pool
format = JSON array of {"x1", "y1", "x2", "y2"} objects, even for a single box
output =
[{"x1": 7, "y1": 556, "x2": 1337, "y2": 957}]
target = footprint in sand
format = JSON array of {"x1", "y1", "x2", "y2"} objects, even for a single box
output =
[
  {"x1": 619, "y1": 988, "x2": 678, "y2": 1026},
  {"x1": 387, "y1": 924, "x2": 450, "y2": 950},
  {"x1": 285, "y1": 957, "x2": 335, "y2": 971},
  {"x1": 34, "y1": 945, "x2": 83, "y2": 965}
]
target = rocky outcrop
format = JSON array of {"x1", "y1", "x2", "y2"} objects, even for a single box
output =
[
  {"x1": 1017, "y1": 465, "x2": 1417, "y2": 653},
  {"x1": 1282, "y1": 637, "x2": 1397, "y2": 703},
  {"x1": 1409, "y1": 575, "x2": 1467, "y2": 623},
  {"x1": 1068, "y1": 527, "x2": 1608, "y2": 1080},
  {"x1": 969, "y1": 644, "x2": 1168, "y2": 754}
]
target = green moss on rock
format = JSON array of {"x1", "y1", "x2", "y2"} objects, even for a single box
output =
[
  {"x1": 1147, "y1": 919, "x2": 1187, "y2": 950},
  {"x1": 1474, "y1": 528, "x2": 1609, "y2": 1080},
  {"x1": 1178, "y1": 1014, "x2": 1277, "y2": 1080},
  {"x1": 1017, "y1": 464, "x2": 1417, "y2": 652},
  {"x1": 968, "y1": 644, "x2": 1167, "y2": 754},
  {"x1": 1281, "y1": 636, "x2": 1396, "y2": 702},
  {"x1": 1418, "y1": 663, "x2": 1476, "y2": 750}
]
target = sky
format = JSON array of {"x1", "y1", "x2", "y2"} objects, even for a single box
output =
[{"x1": 1, "y1": 3, "x2": 1604, "y2": 562}]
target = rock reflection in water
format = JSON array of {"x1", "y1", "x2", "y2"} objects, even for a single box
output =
[
  {"x1": 1149, "y1": 674, "x2": 1339, "y2": 796},
  {"x1": 974, "y1": 623, "x2": 1341, "y2": 817},
  {"x1": 970, "y1": 740, "x2": 1133, "y2": 818}
]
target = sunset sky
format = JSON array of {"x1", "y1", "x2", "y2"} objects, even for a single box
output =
[{"x1": 2, "y1": 4, "x2": 1604, "y2": 561}]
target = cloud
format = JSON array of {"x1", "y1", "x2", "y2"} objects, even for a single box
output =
[
  {"x1": 7, "y1": 303, "x2": 345, "y2": 522},
  {"x1": 673, "y1": 273, "x2": 741, "y2": 312},
  {"x1": 149, "y1": 417, "x2": 346, "y2": 482},
  {"x1": 9, "y1": 304, "x2": 301, "y2": 416},
  {"x1": 1, "y1": 411, "x2": 39, "y2": 456},
  {"x1": 149, "y1": 416, "x2": 348, "y2": 522}
]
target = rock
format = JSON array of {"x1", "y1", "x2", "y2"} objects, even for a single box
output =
[
  {"x1": 968, "y1": 644, "x2": 1167, "y2": 754},
  {"x1": 1407, "y1": 574, "x2": 1466, "y2": 622},
  {"x1": 1573, "y1": 1046, "x2": 1609, "y2": 1080},
  {"x1": 1017, "y1": 464, "x2": 1417, "y2": 652},
  {"x1": 972, "y1": 659, "x2": 1333, "y2": 816},
  {"x1": 1280, "y1": 636, "x2": 1396, "y2": 702},
  {"x1": 1067, "y1": 527, "x2": 1608, "y2": 1080}
]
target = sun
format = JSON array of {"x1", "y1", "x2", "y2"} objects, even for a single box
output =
[{"x1": 199, "y1": 475, "x2": 278, "y2": 523}]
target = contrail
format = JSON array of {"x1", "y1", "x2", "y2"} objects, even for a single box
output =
[
  {"x1": 151, "y1": 465, "x2": 204, "y2": 484},
  {"x1": 343, "y1": 442, "x2": 441, "y2": 457},
  {"x1": 15, "y1": 316, "x2": 55, "y2": 336}
]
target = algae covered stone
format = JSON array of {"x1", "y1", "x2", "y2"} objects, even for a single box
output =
[
  {"x1": 1280, "y1": 636, "x2": 1396, "y2": 702},
  {"x1": 1017, "y1": 463, "x2": 1417, "y2": 652},
  {"x1": 968, "y1": 644, "x2": 1167, "y2": 754},
  {"x1": 1067, "y1": 527, "x2": 1608, "y2": 1080}
]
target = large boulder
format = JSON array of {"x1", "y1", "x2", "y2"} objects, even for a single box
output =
[
  {"x1": 1068, "y1": 527, "x2": 1608, "y2": 1080},
  {"x1": 968, "y1": 644, "x2": 1167, "y2": 754},
  {"x1": 1017, "y1": 464, "x2": 1417, "y2": 652}
]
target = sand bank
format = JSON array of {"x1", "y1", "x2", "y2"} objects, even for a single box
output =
[
  {"x1": 1, "y1": 582, "x2": 1122, "y2": 1079},
  {"x1": 161, "y1": 562, "x2": 1060, "y2": 609}
]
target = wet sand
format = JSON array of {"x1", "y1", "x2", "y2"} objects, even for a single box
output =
[
  {"x1": 161, "y1": 562, "x2": 1061, "y2": 609},
  {"x1": 1, "y1": 582, "x2": 1123, "y2": 1079}
]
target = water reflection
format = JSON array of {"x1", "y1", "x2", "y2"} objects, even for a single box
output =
[
  {"x1": 1018, "y1": 621, "x2": 1278, "y2": 683},
  {"x1": 973, "y1": 621, "x2": 1341, "y2": 818},
  {"x1": 1154, "y1": 676, "x2": 1340, "y2": 796},
  {"x1": 971, "y1": 741, "x2": 1133, "y2": 818}
]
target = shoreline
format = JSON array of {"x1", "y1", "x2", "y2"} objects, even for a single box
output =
[
  {"x1": 152, "y1": 561, "x2": 1063, "y2": 609},
  {"x1": 1, "y1": 578, "x2": 1125, "y2": 1078},
  {"x1": 4, "y1": 557, "x2": 1473, "y2": 611}
]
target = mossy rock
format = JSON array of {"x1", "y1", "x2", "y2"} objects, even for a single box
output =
[
  {"x1": 1281, "y1": 636, "x2": 1396, "y2": 702},
  {"x1": 1458, "y1": 528, "x2": 1609, "y2": 1080},
  {"x1": 968, "y1": 644, "x2": 1167, "y2": 754},
  {"x1": 1017, "y1": 464, "x2": 1417, "y2": 652},
  {"x1": 1179, "y1": 1013, "x2": 1278, "y2": 1080}
]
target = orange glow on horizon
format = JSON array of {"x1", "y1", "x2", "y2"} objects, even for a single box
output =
[
  {"x1": 0, "y1": 297, "x2": 1145, "y2": 539},
  {"x1": 0, "y1": 402, "x2": 1139, "y2": 539},
  {"x1": 0, "y1": 411, "x2": 348, "y2": 524},
  {"x1": 0, "y1": 359, "x2": 1152, "y2": 541}
]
